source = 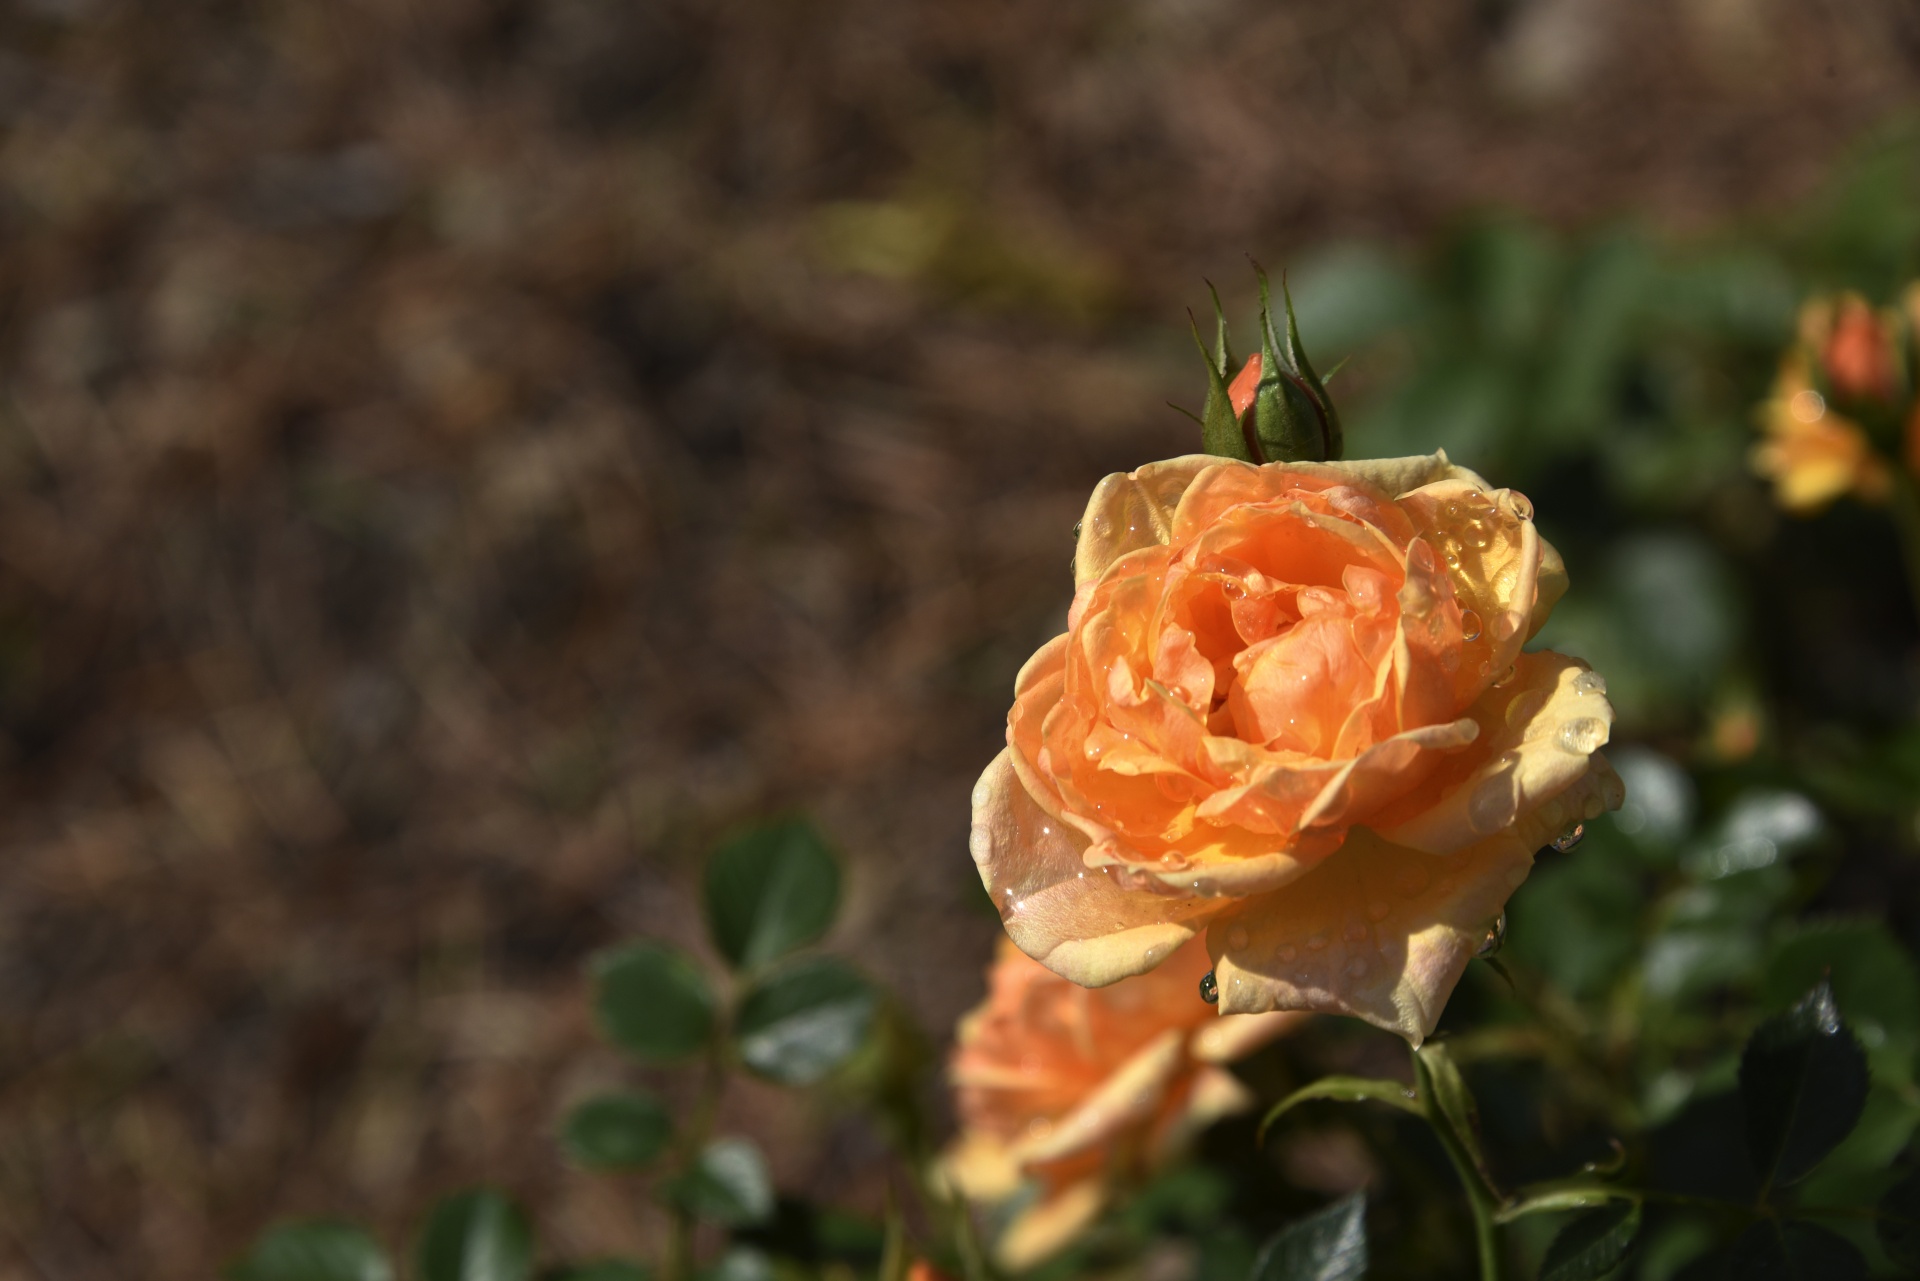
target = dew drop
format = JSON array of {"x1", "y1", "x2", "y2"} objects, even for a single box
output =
[
  {"x1": 1071, "y1": 519, "x2": 1083, "y2": 540},
  {"x1": 1396, "y1": 865, "x2": 1430, "y2": 896},
  {"x1": 1476, "y1": 911, "x2": 1508, "y2": 958},
  {"x1": 1550, "y1": 822, "x2": 1586, "y2": 853},
  {"x1": 1464, "y1": 524, "x2": 1491, "y2": 550},
  {"x1": 1367, "y1": 899, "x2": 1391, "y2": 922},
  {"x1": 1199, "y1": 971, "x2": 1219, "y2": 1004},
  {"x1": 1228, "y1": 924, "x2": 1250, "y2": 950},
  {"x1": 1159, "y1": 851, "x2": 1191, "y2": 871},
  {"x1": 1492, "y1": 664, "x2": 1517, "y2": 688},
  {"x1": 971, "y1": 779, "x2": 993, "y2": 809},
  {"x1": 1460, "y1": 609, "x2": 1483, "y2": 642},
  {"x1": 1444, "y1": 500, "x2": 1462, "y2": 519},
  {"x1": 1468, "y1": 775, "x2": 1517, "y2": 835},
  {"x1": 969, "y1": 826, "x2": 992, "y2": 865},
  {"x1": 1582, "y1": 791, "x2": 1606, "y2": 821},
  {"x1": 1306, "y1": 934, "x2": 1330, "y2": 951},
  {"x1": 1572, "y1": 670, "x2": 1608, "y2": 696},
  {"x1": 1027, "y1": 1117, "x2": 1054, "y2": 1138},
  {"x1": 1445, "y1": 550, "x2": 1461, "y2": 569},
  {"x1": 1278, "y1": 944, "x2": 1298, "y2": 961},
  {"x1": 1557, "y1": 716, "x2": 1609, "y2": 755},
  {"x1": 1510, "y1": 491, "x2": 1534, "y2": 520},
  {"x1": 1345, "y1": 920, "x2": 1368, "y2": 942},
  {"x1": 1345, "y1": 957, "x2": 1369, "y2": 978}
]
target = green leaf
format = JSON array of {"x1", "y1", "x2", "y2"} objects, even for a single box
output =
[
  {"x1": 560, "y1": 1092, "x2": 672, "y2": 1170},
  {"x1": 705, "y1": 820, "x2": 842, "y2": 970},
  {"x1": 416, "y1": 1191, "x2": 533, "y2": 1281},
  {"x1": 1256, "y1": 1076, "x2": 1420, "y2": 1143},
  {"x1": 548, "y1": 1263, "x2": 651, "y2": 1281},
  {"x1": 1540, "y1": 1201, "x2": 1641, "y2": 1281},
  {"x1": 1879, "y1": 1167, "x2": 1920, "y2": 1270},
  {"x1": 1414, "y1": 1043, "x2": 1494, "y2": 1186},
  {"x1": 734, "y1": 956, "x2": 877, "y2": 1086},
  {"x1": 590, "y1": 943, "x2": 716, "y2": 1063},
  {"x1": 1274, "y1": 268, "x2": 1342, "y2": 460},
  {"x1": 1248, "y1": 1191, "x2": 1366, "y2": 1281},
  {"x1": 1738, "y1": 981, "x2": 1869, "y2": 1189},
  {"x1": 1725, "y1": 1219, "x2": 1866, "y2": 1281},
  {"x1": 662, "y1": 1138, "x2": 775, "y2": 1226},
  {"x1": 228, "y1": 1222, "x2": 393, "y2": 1281}
]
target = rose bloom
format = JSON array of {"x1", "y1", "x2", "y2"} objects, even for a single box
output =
[
  {"x1": 969, "y1": 442, "x2": 1621, "y2": 1043},
  {"x1": 1752, "y1": 352, "x2": 1892, "y2": 513},
  {"x1": 943, "y1": 936, "x2": 1300, "y2": 1268}
]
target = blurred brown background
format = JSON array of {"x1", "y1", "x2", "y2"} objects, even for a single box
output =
[{"x1": 0, "y1": 2, "x2": 1916, "y2": 1277}]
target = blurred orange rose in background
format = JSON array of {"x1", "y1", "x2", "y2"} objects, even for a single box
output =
[
  {"x1": 942, "y1": 936, "x2": 1300, "y2": 1268},
  {"x1": 1752, "y1": 293, "x2": 1906, "y2": 512},
  {"x1": 969, "y1": 452, "x2": 1620, "y2": 1042}
]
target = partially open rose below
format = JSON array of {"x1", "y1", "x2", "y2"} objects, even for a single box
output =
[
  {"x1": 943, "y1": 936, "x2": 1300, "y2": 1268},
  {"x1": 969, "y1": 452, "x2": 1622, "y2": 1043}
]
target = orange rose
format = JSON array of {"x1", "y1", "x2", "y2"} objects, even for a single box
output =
[
  {"x1": 969, "y1": 452, "x2": 1621, "y2": 1042},
  {"x1": 1753, "y1": 294, "x2": 1911, "y2": 513},
  {"x1": 943, "y1": 936, "x2": 1300, "y2": 1268}
]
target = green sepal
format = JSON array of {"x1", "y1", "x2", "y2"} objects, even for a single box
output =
[
  {"x1": 1252, "y1": 266, "x2": 1334, "y2": 463},
  {"x1": 1275, "y1": 267, "x2": 1344, "y2": 459},
  {"x1": 1191, "y1": 290, "x2": 1255, "y2": 462}
]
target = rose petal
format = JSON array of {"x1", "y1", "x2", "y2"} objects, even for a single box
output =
[
  {"x1": 1072, "y1": 452, "x2": 1496, "y2": 595},
  {"x1": 1374, "y1": 651, "x2": 1613, "y2": 856},
  {"x1": 996, "y1": 1180, "x2": 1109, "y2": 1272},
  {"x1": 1190, "y1": 1010, "x2": 1307, "y2": 1064},
  {"x1": 1204, "y1": 752, "x2": 1622, "y2": 1042},
  {"x1": 1074, "y1": 457, "x2": 1219, "y2": 590},
  {"x1": 1010, "y1": 1028, "x2": 1186, "y2": 1166},
  {"x1": 972, "y1": 748, "x2": 1224, "y2": 986}
]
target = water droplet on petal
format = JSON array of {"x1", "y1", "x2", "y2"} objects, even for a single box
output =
[
  {"x1": 1460, "y1": 609, "x2": 1483, "y2": 642},
  {"x1": 1345, "y1": 920, "x2": 1368, "y2": 942},
  {"x1": 1464, "y1": 524, "x2": 1491, "y2": 550},
  {"x1": 1278, "y1": 944, "x2": 1298, "y2": 961},
  {"x1": 1509, "y1": 491, "x2": 1534, "y2": 521},
  {"x1": 1477, "y1": 911, "x2": 1508, "y2": 958},
  {"x1": 1367, "y1": 899, "x2": 1391, "y2": 922},
  {"x1": 1492, "y1": 664, "x2": 1517, "y2": 688},
  {"x1": 1159, "y1": 851, "x2": 1190, "y2": 871},
  {"x1": 1572, "y1": 670, "x2": 1607, "y2": 696},
  {"x1": 1444, "y1": 501, "x2": 1462, "y2": 520},
  {"x1": 1468, "y1": 774, "x2": 1517, "y2": 834},
  {"x1": 1396, "y1": 865, "x2": 1430, "y2": 896},
  {"x1": 1550, "y1": 822, "x2": 1586, "y2": 853},
  {"x1": 1071, "y1": 519, "x2": 1083, "y2": 540},
  {"x1": 1345, "y1": 957, "x2": 1369, "y2": 978},
  {"x1": 1557, "y1": 717, "x2": 1609, "y2": 755},
  {"x1": 1199, "y1": 971, "x2": 1219, "y2": 1004},
  {"x1": 1445, "y1": 550, "x2": 1461, "y2": 569},
  {"x1": 1228, "y1": 925, "x2": 1250, "y2": 950},
  {"x1": 1306, "y1": 934, "x2": 1329, "y2": 951}
]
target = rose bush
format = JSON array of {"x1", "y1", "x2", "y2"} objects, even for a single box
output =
[
  {"x1": 969, "y1": 448, "x2": 1621, "y2": 1042},
  {"x1": 942, "y1": 936, "x2": 1300, "y2": 1268}
]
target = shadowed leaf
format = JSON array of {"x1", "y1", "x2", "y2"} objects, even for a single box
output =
[
  {"x1": 590, "y1": 943, "x2": 715, "y2": 1063},
  {"x1": 228, "y1": 1223, "x2": 392, "y2": 1281},
  {"x1": 416, "y1": 1191, "x2": 533, "y2": 1281},
  {"x1": 561, "y1": 1092, "x2": 672, "y2": 1170},
  {"x1": 1738, "y1": 981, "x2": 1868, "y2": 1189},
  {"x1": 705, "y1": 821, "x2": 842, "y2": 970},
  {"x1": 1249, "y1": 1191, "x2": 1366, "y2": 1281},
  {"x1": 1540, "y1": 1201, "x2": 1641, "y2": 1281},
  {"x1": 1726, "y1": 1219, "x2": 1865, "y2": 1281}
]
